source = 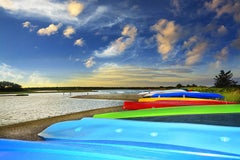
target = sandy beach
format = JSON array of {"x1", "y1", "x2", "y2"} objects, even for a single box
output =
[{"x1": 0, "y1": 94, "x2": 139, "y2": 141}]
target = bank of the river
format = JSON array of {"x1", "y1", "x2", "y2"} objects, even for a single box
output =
[
  {"x1": 0, "y1": 94, "x2": 139, "y2": 141},
  {"x1": 0, "y1": 106, "x2": 123, "y2": 141}
]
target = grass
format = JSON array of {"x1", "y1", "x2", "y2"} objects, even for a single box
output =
[{"x1": 187, "y1": 87, "x2": 240, "y2": 102}]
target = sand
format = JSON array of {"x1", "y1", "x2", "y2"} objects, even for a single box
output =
[{"x1": 0, "y1": 94, "x2": 139, "y2": 141}]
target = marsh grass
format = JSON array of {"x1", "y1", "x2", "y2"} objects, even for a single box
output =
[{"x1": 188, "y1": 87, "x2": 240, "y2": 102}]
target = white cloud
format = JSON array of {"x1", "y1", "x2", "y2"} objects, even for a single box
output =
[
  {"x1": 95, "y1": 25, "x2": 137, "y2": 57},
  {"x1": 27, "y1": 72, "x2": 52, "y2": 87},
  {"x1": 37, "y1": 23, "x2": 62, "y2": 36},
  {"x1": 67, "y1": 0, "x2": 84, "y2": 17},
  {"x1": 22, "y1": 21, "x2": 30, "y2": 28},
  {"x1": 0, "y1": 63, "x2": 24, "y2": 82},
  {"x1": 74, "y1": 38, "x2": 84, "y2": 47},
  {"x1": 22, "y1": 21, "x2": 37, "y2": 32},
  {"x1": 0, "y1": 0, "x2": 78, "y2": 24},
  {"x1": 0, "y1": 0, "x2": 13, "y2": 10},
  {"x1": 205, "y1": 0, "x2": 240, "y2": 23},
  {"x1": 63, "y1": 26, "x2": 75, "y2": 38},
  {"x1": 185, "y1": 42, "x2": 208, "y2": 65},
  {"x1": 183, "y1": 36, "x2": 197, "y2": 49},
  {"x1": 205, "y1": 0, "x2": 223, "y2": 10},
  {"x1": 151, "y1": 19, "x2": 180, "y2": 60},
  {"x1": 85, "y1": 57, "x2": 96, "y2": 68},
  {"x1": 0, "y1": 0, "x2": 123, "y2": 30},
  {"x1": 0, "y1": 63, "x2": 56, "y2": 87}
]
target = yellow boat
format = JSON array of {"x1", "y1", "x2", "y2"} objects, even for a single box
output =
[{"x1": 138, "y1": 97, "x2": 220, "y2": 102}]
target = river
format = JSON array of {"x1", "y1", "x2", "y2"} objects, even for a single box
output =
[{"x1": 0, "y1": 91, "x2": 130, "y2": 126}]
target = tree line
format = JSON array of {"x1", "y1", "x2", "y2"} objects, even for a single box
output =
[
  {"x1": 0, "y1": 70, "x2": 238, "y2": 92},
  {"x1": 0, "y1": 81, "x2": 23, "y2": 92}
]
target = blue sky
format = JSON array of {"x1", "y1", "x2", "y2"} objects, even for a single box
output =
[{"x1": 0, "y1": 0, "x2": 240, "y2": 87}]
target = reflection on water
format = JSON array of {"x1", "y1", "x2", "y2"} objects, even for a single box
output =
[{"x1": 0, "y1": 92, "x2": 124, "y2": 126}]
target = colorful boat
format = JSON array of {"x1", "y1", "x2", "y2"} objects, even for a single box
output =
[
  {"x1": 138, "y1": 97, "x2": 218, "y2": 102},
  {"x1": 1, "y1": 138, "x2": 239, "y2": 160},
  {"x1": 123, "y1": 100, "x2": 236, "y2": 110},
  {"x1": 138, "y1": 89, "x2": 188, "y2": 97},
  {"x1": 38, "y1": 118, "x2": 240, "y2": 155},
  {"x1": 94, "y1": 104, "x2": 240, "y2": 119},
  {"x1": 150, "y1": 92, "x2": 224, "y2": 99},
  {"x1": 123, "y1": 113, "x2": 240, "y2": 126}
]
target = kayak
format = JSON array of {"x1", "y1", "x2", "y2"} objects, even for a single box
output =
[
  {"x1": 151, "y1": 92, "x2": 224, "y2": 99},
  {"x1": 123, "y1": 100, "x2": 236, "y2": 110},
  {"x1": 38, "y1": 117, "x2": 240, "y2": 155},
  {"x1": 1, "y1": 139, "x2": 239, "y2": 160},
  {"x1": 138, "y1": 89, "x2": 188, "y2": 97},
  {"x1": 94, "y1": 104, "x2": 240, "y2": 119},
  {"x1": 138, "y1": 97, "x2": 218, "y2": 102},
  {"x1": 123, "y1": 113, "x2": 240, "y2": 127}
]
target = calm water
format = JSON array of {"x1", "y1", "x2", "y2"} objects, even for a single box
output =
[{"x1": 0, "y1": 91, "x2": 126, "y2": 126}]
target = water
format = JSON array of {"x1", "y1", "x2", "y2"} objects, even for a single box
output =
[{"x1": 0, "y1": 92, "x2": 125, "y2": 126}]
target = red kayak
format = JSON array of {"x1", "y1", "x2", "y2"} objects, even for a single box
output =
[{"x1": 123, "y1": 100, "x2": 237, "y2": 110}]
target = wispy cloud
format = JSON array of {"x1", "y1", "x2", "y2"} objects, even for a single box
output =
[
  {"x1": 27, "y1": 72, "x2": 54, "y2": 87},
  {"x1": 0, "y1": 63, "x2": 55, "y2": 87},
  {"x1": 217, "y1": 25, "x2": 228, "y2": 35},
  {"x1": 95, "y1": 25, "x2": 137, "y2": 57},
  {"x1": 0, "y1": 0, "x2": 13, "y2": 10},
  {"x1": 210, "y1": 46, "x2": 228, "y2": 69},
  {"x1": 215, "y1": 46, "x2": 228, "y2": 61},
  {"x1": 74, "y1": 38, "x2": 84, "y2": 47},
  {"x1": 65, "y1": 63, "x2": 197, "y2": 87},
  {"x1": 37, "y1": 23, "x2": 62, "y2": 36},
  {"x1": 0, "y1": 63, "x2": 24, "y2": 82},
  {"x1": 0, "y1": 0, "x2": 132, "y2": 31},
  {"x1": 85, "y1": 57, "x2": 96, "y2": 68},
  {"x1": 151, "y1": 19, "x2": 181, "y2": 60},
  {"x1": 185, "y1": 41, "x2": 208, "y2": 66},
  {"x1": 171, "y1": 0, "x2": 181, "y2": 16},
  {"x1": 183, "y1": 36, "x2": 197, "y2": 49},
  {"x1": 232, "y1": 31, "x2": 240, "y2": 50},
  {"x1": 22, "y1": 21, "x2": 38, "y2": 32},
  {"x1": 0, "y1": 0, "x2": 78, "y2": 23},
  {"x1": 63, "y1": 26, "x2": 75, "y2": 38},
  {"x1": 67, "y1": 0, "x2": 84, "y2": 17},
  {"x1": 205, "y1": 0, "x2": 240, "y2": 23}
]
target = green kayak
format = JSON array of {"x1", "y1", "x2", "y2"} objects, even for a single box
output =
[{"x1": 94, "y1": 104, "x2": 240, "y2": 119}]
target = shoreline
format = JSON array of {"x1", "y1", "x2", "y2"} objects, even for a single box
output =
[
  {"x1": 0, "y1": 106, "x2": 122, "y2": 141},
  {"x1": 0, "y1": 94, "x2": 139, "y2": 141},
  {"x1": 71, "y1": 94, "x2": 141, "y2": 101}
]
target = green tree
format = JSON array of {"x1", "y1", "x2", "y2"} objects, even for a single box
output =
[
  {"x1": 0, "y1": 81, "x2": 23, "y2": 91},
  {"x1": 214, "y1": 70, "x2": 237, "y2": 87},
  {"x1": 176, "y1": 83, "x2": 183, "y2": 88}
]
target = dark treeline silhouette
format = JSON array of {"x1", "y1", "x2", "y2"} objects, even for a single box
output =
[
  {"x1": 214, "y1": 70, "x2": 238, "y2": 88},
  {"x1": 0, "y1": 81, "x2": 23, "y2": 92}
]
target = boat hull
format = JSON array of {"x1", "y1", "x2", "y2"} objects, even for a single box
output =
[
  {"x1": 38, "y1": 117, "x2": 240, "y2": 155},
  {"x1": 123, "y1": 100, "x2": 236, "y2": 110}
]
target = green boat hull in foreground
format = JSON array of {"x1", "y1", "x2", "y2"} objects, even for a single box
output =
[{"x1": 94, "y1": 104, "x2": 240, "y2": 119}]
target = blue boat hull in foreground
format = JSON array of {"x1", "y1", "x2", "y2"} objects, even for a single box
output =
[
  {"x1": 38, "y1": 118, "x2": 240, "y2": 155},
  {"x1": 1, "y1": 138, "x2": 240, "y2": 160}
]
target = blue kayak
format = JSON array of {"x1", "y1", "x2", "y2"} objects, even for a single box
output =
[
  {"x1": 1, "y1": 138, "x2": 240, "y2": 160},
  {"x1": 38, "y1": 118, "x2": 240, "y2": 155},
  {"x1": 151, "y1": 91, "x2": 224, "y2": 99}
]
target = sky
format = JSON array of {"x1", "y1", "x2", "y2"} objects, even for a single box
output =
[{"x1": 0, "y1": 0, "x2": 240, "y2": 87}]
